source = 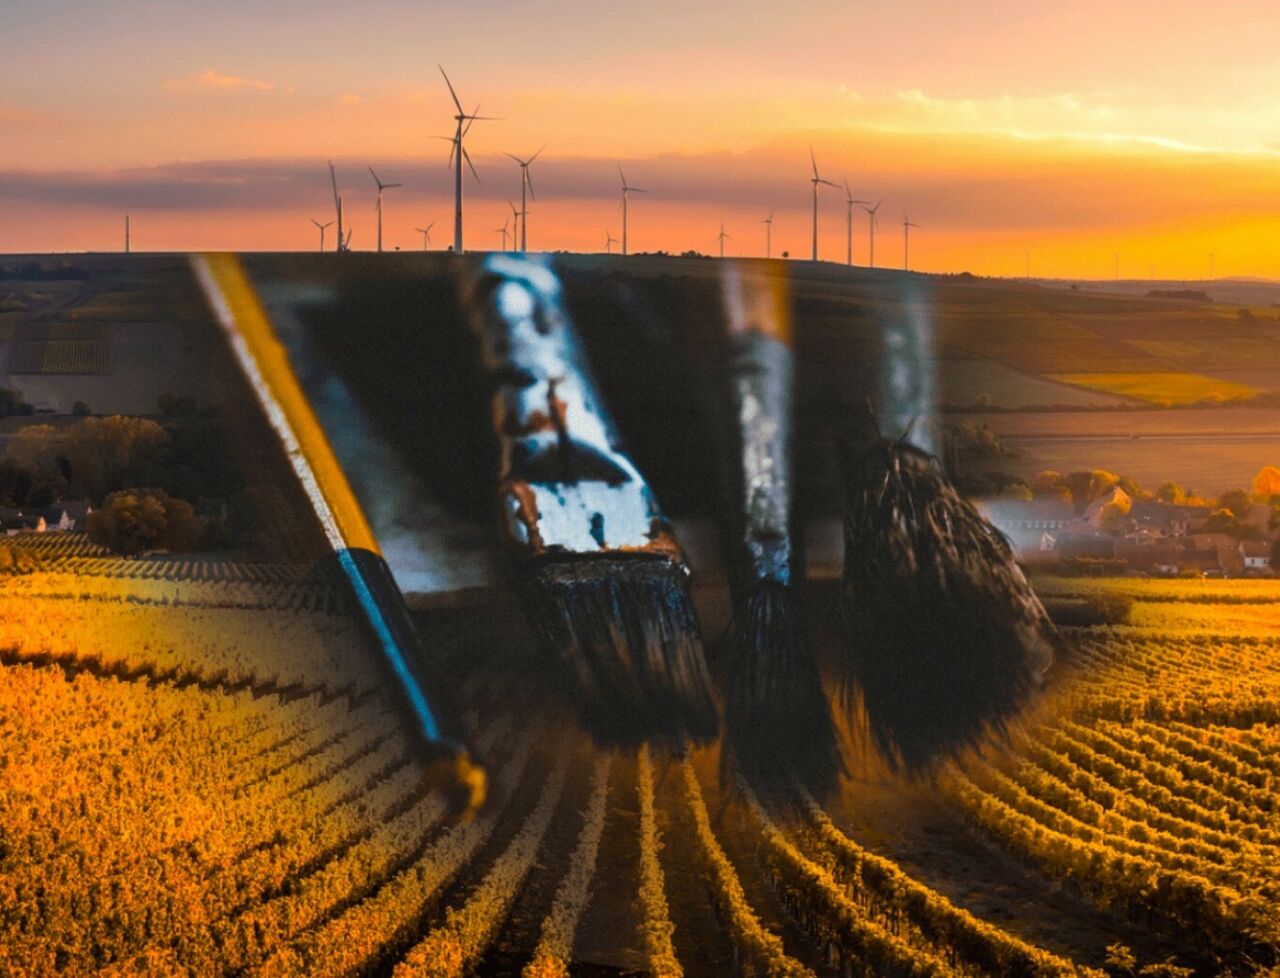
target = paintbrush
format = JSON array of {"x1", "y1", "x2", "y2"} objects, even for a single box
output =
[
  {"x1": 713, "y1": 262, "x2": 843, "y2": 795},
  {"x1": 838, "y1": 292, "x2": 1058, "y2": 771},
  {"x1": 192, "y1": 253, "x2": 486, "y2": 816},
  {"x1": 458, "y1": 253, "x2": 717, "y2": 746}
]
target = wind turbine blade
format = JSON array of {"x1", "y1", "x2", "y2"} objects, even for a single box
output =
[
  {"x1": 844, "y1": 178, "x2": 852, "y2": 200},
  {"x1": 504, "y1": 152, "x2": 523, "y2": 164},
  {"x1": 463, "y1": 146, "x2": 481, "y2": 184},
  {"x1": 820, "y1": 179, "x2": 840, "y2": 188},
  {"x1": 427, "y1": 221, "x2": 435, "y2": 231},
  {"x1": 386, "y1": 183, "x2": 403, "y2": 189},
  {"x1": 369, "y1": 165, "x2": 382, "y2": 187},
  {"x1": 530, "y1": 142, "x2": 547, "y2": 162},
  {"x1": 526, "y1": 170, "x2": 536, "y2": 201},
  {"x1": 631, "y1": 186, "x2": 648, "y2": 193},
  {"x1": 439, "y1": 65, "x2": 464, "y2": 113},
  {"x1": 810, "y1": 146, "x2": 819, "y2": 179},
  {"x1": 617, "y1": 162, "x2": 627, "y2": 186}
]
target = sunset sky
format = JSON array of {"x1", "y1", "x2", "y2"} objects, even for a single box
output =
[{"x1": 3, "y1": 0, "x2": 1278, "y2": 277}]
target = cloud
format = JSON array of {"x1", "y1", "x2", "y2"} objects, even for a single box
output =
[
  {"x1": 0, "y1": 141, "x2": 1274, "y2": 238},
  {"x1": 163, "y1": 69, "x2": 278, "y2": 94}
]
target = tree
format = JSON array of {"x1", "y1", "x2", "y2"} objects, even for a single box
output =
[
  {"x1": 86, "y1": 489, "x2": 203, "y2": 555},
  {"x1": 1155, "y1": 482, "x2": 1186, "y2": 504},
  {"x1": 1251, "y1": 465, "x2": 1280, "y2": 499},
  {"x1": 1063, "y1": 469, "x2": 1119, "y2": 511},
  {"x1": 65, "y1": 416, "x2": 168, "y2": 501},
  {"x1": 1218, "y1": 489, "x2": 1251, "y2": 519}
]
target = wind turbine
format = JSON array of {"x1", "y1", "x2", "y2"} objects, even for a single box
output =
[
  {"x1": 759, "y1": 210, "x2": 775, "y2": 259},
  {"x1": 311, "y1": 219, "x2": 333, "y2": 252},
  {"x1": 902, "y1": 212, "x2": 921, "y2": 271},
  {"x1": 843, "y1": 181, "x2": 869, "y2": 266},
  {"x1": 507, "y1": 200, "x2": 521, "y2": 251},
  {"x1": 618, "y1": 164, "x2": 646, "y2": 256},
  {"x1": 860, "y1": 199, "x2": 884, "y2": 268},
  {"x1": 414, "y1": 222, "x2": 435, "y2": 251},
  {"x1": 715, "y1": 220, "x2": 731, "y2": 259},
  {"x1": 809, "y1": 148, "x2": 839, "y2": 262},
  {"x1": 505, "y1": 144, "x2": 545, "y2": 252},
  {"x1": 495, "y1": 217, "x2": 510, "y2": 251},
  {"x1": 605, "y1": 229, "x2": 619, "y2": 254},
  {"x1": 328, "y1": 161, "x2": 348, "y2": 252},
  {"x1": 368, "y1": 167, "x2": 402, "y2": 254},
  {"x1": 440, "y1": 65, "x2": 497, "y2": 254}
]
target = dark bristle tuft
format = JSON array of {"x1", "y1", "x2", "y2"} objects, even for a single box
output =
[
  {"x1": 839, "y1": 438, "x2": 1059, "y2": 771},
  {"x1": 520, "y1": 555, "x2": 719, "y2": 747},
  {"x1": 720, "y1": 581, "x2": 845, "y2": 799}
]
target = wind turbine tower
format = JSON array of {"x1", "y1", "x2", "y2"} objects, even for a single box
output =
[
  {"x1": 440, "y1": 66, "x2": 496, "y2": 254},
  {"x1": 902, "y1": 212, "x2": 921, "y2": 271},
  {"x1": 809, "y1": 149, "x2": 838, "y2": 261},
  {"x1": 505, "y1": 145, "x2": 544, "y2": 252},
  {"x1": 844, "y1": 180, "x2": 868, "y2": 266},
  {"x1": 759, "y1": 211, "x2": 774, "y2": 259},
  {"x1": 860, "y1": 199, "x2": 883, "y2": 268},
  {"x1": 618, "y1": 165, "x2": 646, "y2": 256},
  {"x1": 124, "y1": 215, "x2": 130, "y2": 254},
  {"x1": 312, "y1": 219, "x2": 333, "y2": 252},
  {"x1": 369, "y1": 167, "x2": 403, "y2": 254},
  {"x1": 328, "y1": 162, "x2": 348, "y2": 252}
]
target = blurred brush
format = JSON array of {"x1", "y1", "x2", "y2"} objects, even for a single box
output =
[
  {"x1": 714, "y1": 263, "x2": 843, "y2": 796},
  {"x1": 459, "y1": 254, "x2": 717, "y2": 746},
  {"x1": 193, "y1": 253, "x2": 485, "y2": 817},
  {"x1": 838, "y1": 290, "x2": 1058, "y2": 771}
]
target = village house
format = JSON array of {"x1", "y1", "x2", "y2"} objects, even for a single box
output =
[{"x1": 1240, "y1": 539, "x2": 1273, "y2": 573}]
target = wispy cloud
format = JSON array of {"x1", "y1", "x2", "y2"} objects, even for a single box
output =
[{"x1": 163, "y1": 69, "x2": 280, "y2": 94}]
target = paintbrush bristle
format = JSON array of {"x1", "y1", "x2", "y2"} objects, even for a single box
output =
[
  {"x1": 721, "y1": 581, "x2": 844, "y2": 798},
  {"x1": 521, "y1": 555, "x2": 718, "y2": 746},
  {"x1": 840, "y1": 436, "x2": 1058, "y2": 771}
]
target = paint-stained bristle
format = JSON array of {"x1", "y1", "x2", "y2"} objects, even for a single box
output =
[
  {"x1": 840, "y1": 437, "x2": 1058, "y2": 771},
  {"x1": 521, "y1": 555, "x2": 719, "y2": 746},
  {"x1": 721, "y1": 581, "x2": 844, "y2": 798}
]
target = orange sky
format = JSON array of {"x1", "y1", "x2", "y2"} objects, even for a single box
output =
[{"x1": 3, "y1": 0, "x2": 1278, "y2": 277}]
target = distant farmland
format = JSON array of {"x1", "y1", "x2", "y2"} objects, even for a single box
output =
[{"x1": 1047, "y1": 371, "x2": 1259, "y2": 406}]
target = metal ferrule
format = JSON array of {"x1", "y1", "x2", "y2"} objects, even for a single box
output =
[
  {"x1": 724, "y1": 330, "x2": 795, "y2": 587},
  {"x1": 463, "y1": 254, "x2": 681, "y2": 561}
]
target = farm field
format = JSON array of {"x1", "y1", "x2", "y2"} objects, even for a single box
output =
[
  {"x1": 958, "y1": 407, "x2": 1280, "y2": 496},
  {"x1": 1045, "y1": 372, "x2": 1259, "y2": 406},
  {"x1": 3, "y1": 560, "x2": 1280, "y2": 977}
]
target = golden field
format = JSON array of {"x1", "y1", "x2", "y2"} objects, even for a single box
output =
[
  {"x1": 1, "y1": 562, "x2": 1279, "y2": 977},
  {"x1": 1045, "y1": 372, "x2": 1259, "y2": 406}
]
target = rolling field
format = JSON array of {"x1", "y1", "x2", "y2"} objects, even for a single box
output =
[
  {"x1": 3, "y1": 561, "x2": 1279, "y2": 978},
  {"x1": 1046, "y1": 373, "x2": 1258, "y2": 406}
]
